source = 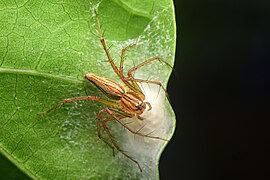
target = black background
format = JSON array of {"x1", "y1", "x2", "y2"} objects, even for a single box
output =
[{"x1": 160, "y1": 0, "x2": 270, "y2": 180}]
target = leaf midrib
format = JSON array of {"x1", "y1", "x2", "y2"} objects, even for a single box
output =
[{"x1": 0, "y1": 67, "x2": 83, "y2": 84}]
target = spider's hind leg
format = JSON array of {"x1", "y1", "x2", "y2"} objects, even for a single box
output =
[
  {"x1": 98, "y1": 107, "x2": 143, "y2": 172},
  {"x1": 96, "y1": 109, "x2": 115, "y2": 156}
]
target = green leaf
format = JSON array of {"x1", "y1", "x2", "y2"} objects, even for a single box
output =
[{"x1": 0, "y1": 0, "x2": 176, "y2": 179}]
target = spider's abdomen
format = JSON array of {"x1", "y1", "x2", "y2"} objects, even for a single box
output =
[{"x1": 85, "y1": 73, "x2": 124, "y2": 100}]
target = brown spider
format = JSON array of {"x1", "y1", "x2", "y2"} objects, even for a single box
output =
[{"x1": 39, "y1": 10, "x2": 168, "y2": 172}]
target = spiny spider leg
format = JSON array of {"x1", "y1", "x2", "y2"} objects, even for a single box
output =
[
  {"x1": 131, "y1": 79, "x2": 167, "y2": 94},
  {"x1": 119, "y1": 40, "x2": 138, "y2": 78},
  {"x1": 131, "y1": 78, "x2": 171, "y2": 102},
  {"x1": 108, "y1": 107, "x2": 168, "y2": 141},
  {"x1": 122, "y1": 55, "x2": 169, "y2": 97},
  {"x1": 118, "y1": 44, "x2": 170, "y2": 96},
  {"x1": 126, "y1": 57, "x2": 161, "y2": 80},
  {"x1": 119, "y1": 40, "x2": 143, "y2": 93},
  {"x1": 94, "y1": 10, "x2": 120, "y2": 78},
  {"x1": 94, "y1": 11, "x2": 143, "y2": 95},
  {"x1": 96, "y1": 109, "x2": 115, "y2": 156},
  {"x1": 38, "y1": 96, "x2": 118, "y2": 115},
  {"x1": 97, "y1": 106, "x2": 169, "y2": 171},
  {"x1": 101, "y1": 107, "x2": 142, "y2": 172}
]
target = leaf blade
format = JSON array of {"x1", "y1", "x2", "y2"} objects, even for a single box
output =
[{"x1": 0, "y1": 0, "x2": 176, "y2": 179}]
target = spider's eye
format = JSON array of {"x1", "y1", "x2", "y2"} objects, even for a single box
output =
[
  {"x1": 136, "y1": 105, "x2": 142, "y2": 110},
  {"x1": 136, "y1": 103, "x2": 146, "y2": 111}
]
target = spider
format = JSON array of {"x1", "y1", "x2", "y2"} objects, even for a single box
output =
[{"x1": 39, "y1": 10, "x2": 169, "y2": 172}]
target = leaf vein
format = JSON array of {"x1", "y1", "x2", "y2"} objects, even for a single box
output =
[{"x1": 0, "y1": 67, "x2": 83, "y2": 84}]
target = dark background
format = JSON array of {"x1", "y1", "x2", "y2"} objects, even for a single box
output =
[{"x1": 161, "y1": 0, "x2": 270, "y2": 180}]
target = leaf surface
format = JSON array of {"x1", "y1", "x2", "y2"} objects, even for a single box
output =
[{"x1": 0, "y1": 0, "x2": 176, "y2": 179}]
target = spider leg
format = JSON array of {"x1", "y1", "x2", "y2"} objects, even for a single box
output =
[
  {"x1": 119, "y1": 40, "x2": 138, "y2": 78},
  {"x1": 126, "y1": 57, "x2": 161, "y2": 81},
  {"x1": 123, "y1": 57, "x2": 169, "y2": 99},
  {"x1": 100, "y1": 107, "x2": 142, "y2": 172},
  {"x1": 96, "y1": 109, "x2": 115, "y2": 156},
  {"x1": 94, "y1": 10, "x2": 140, "y2": 94},
  {"x1": 120, "y1": 55, "x2": 170, "y2": 97},
  {"x1": 125, "y1": 57, "x2": 169, "y2": 91},
  {"x1": 117, "y1": 40, "x2": 147, "y2": 94},
  {"x1": 108, "y1": 107, "x2": 168, "y2": 141},
  {"x1": 38, "y1": 96, "x2": 118, "y2": 115},
  {"x1": 94, "y1": 10, "x2": 121, "y2": 78}
]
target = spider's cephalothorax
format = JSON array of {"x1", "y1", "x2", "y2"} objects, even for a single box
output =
[{"x1": 121, "y1": 91, "x2": 147, "y2": 116}]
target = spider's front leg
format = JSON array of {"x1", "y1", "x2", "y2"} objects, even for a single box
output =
[
  {"x1": 118, "y1": 43, "x2": 168, "y2": 94},
  {"x1": 94, "y1": 10, "x2": 120, "y2": 78},
  {"x1": 38, "y1": 96, "x2": 118, "y2": 115},
  {"x1": 126, "y1": 57, "x2": 167, "y2": 91},
  {"x1": 119, "y1": 40, "x2": 139, "y2": 79}
]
